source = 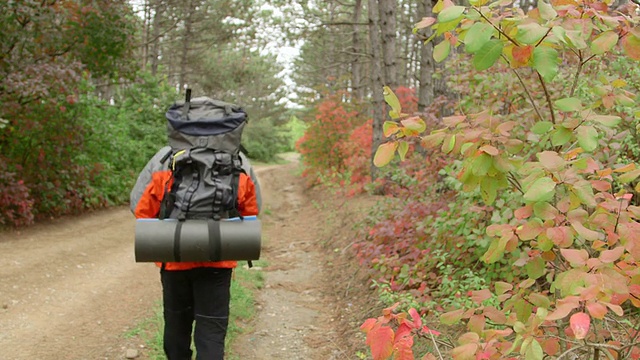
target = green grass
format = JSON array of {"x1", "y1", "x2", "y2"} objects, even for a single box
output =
[
  {"x1": 127, "y1": 262, "x2": 267, "y2": 359},
  {"x1": 124, "y1": 303, "x2": 164, "y2": 360}
]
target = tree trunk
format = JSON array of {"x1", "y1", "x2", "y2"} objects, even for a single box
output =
[
  {"x1": 399, "y1": 0, "x2": 412, "y2": 87},
  {"x1": 369, "y1": 0, "x2": 385, "y2": 182},
  {"x1": 142, "y1": 0, "x2": 150, "y2": 70},
  {"x1": 351, "y1": 0, "x2": 365, "y2": 101},
  {"x1": 417, "y1": 0, "x2": 435, "y2": 112},
  {"x1": 378, "y1": 0, "x2": 397, "y2": 88},
  {"x1": 178, "y1": 0, "x2": 193, "y2": 91},
  {"x1": 149, "y1": 0, "x2": 164, "y2": 76}
]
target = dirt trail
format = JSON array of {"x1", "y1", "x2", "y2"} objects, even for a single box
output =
[
  {"x1": 231, "y1": 162, "x2": 346, "y2": 360},
  {"x1": 0, "y1": 160, "x2": 356, "y2": 360},
  {"x1": 0, "y1": 208, "x2": 160, "y2": 360}
]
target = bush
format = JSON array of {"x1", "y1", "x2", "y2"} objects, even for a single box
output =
[
  {"x1": 281, "y1": 115, "x2": 307, "y2": 152},
  {"x1": 241, "y1": 118, "x2": 291, "y2": 163},
  {"x1": 76, "y1": 72, "x2": 175, "y2": 206},
  {"x1": 0, "y1": 160, "x2": 34, "y2": 227},
  {"x1": 296, "y1": 92, "x2": 367, "y2": 183}
]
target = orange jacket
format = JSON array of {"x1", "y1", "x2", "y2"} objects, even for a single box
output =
[{"x1": 134, "y1": 169, "x2": 259, "y2": 270}]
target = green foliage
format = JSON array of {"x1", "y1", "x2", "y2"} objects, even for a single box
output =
[
  {"x1": 242, "y1": 118, "x2": 290, "y2": 163},
  {"x1": 199, "y1": 43, "x2": 289, "y2": 126},
  {"x1": 0, "y1": 0, "x2": 142, "y2": 224},
  {"x1": 242, "y1": 114, "x2": 306, "y2": 163},
  {"x1": 282, "y1": 115, "x2": 308, "y2": 151},
  {"x1": 66, "y1": 1, "x2": 136, "y2": 78},
  {"x1": 75, "y1": 73, "x2": 176, "y2": 205},
  {"x1": 363, "y1": 0, "x2": 640, "y2": 359}
]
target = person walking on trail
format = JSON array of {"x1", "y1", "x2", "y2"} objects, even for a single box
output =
[
  {"x1": 130, "y1": 95, "x2": 261, "y2": 360},
  {"x1": 132, "y1": 156, "x2": 258, "y2": 359}
]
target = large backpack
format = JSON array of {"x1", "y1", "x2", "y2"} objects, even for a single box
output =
[
  {"x1": 159, "y1": 94, "x2": 248, "y2": 221},
  {"x1": 130, "y1": 148, "x2": 262, "y2": 215}
]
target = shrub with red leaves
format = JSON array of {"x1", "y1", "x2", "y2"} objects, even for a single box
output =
[{"x1": 0, "y1": 160, "x2": 34, "y2": 227}]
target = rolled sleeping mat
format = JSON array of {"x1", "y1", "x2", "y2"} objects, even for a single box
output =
[{"x1": 135, "y1": 216, "x2": 261, "y2": 262}]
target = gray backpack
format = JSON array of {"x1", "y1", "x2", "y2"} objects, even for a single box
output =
[
  {"x1": 159, "y1": 94, "x2": 248, "y2": 220},
  {"x1": 130, "y1": 148, "x2": 262, "y2": 216}
]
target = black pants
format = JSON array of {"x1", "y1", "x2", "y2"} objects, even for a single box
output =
[{"x1": 161, "y1": 267, "x2": 233, "y2": 360}]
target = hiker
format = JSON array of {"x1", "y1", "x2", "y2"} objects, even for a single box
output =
[{"x1": 131, "y1": 96, "x2": 260, "y2": 360}]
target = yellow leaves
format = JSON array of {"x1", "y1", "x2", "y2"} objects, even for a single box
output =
[
  {"x1": 374, "y1": 142, "x2": 399, "y2": 167},
  {"x1": 383, "y1": 86, "x2": 402, "y2": 119}
]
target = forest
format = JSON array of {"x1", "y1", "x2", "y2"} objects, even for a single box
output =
[{"x1": 2, "y1": 0, "x2": 640, "y2": 359}]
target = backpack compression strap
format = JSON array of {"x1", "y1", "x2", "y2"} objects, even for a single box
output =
[
  {"x1": 182, "y1": 89, "x2": 191, "y2": 121},
  {"x1": 227, "y1": 155, "x2": 245, "y2": 219}
]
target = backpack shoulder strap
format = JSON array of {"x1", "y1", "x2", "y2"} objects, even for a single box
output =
[{"x1": 130, "y1": 146, "x2": 173, "y2": 214}]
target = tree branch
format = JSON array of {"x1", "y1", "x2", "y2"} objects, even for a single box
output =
[
  {"x1": 570, "y1": 50, "x2": 584, "y2": 98},
  {"x1": 510, "y1": 66, "x2": 545, "y2": 122},
  {"x1": 537, "y1": 71, "x2": 556, "y2": 124},
  {"x1": 133, "y1": 18, "x2": 181, "y2": 48},
  {"x1": 557, "y1": 344, "x2": 589, "y2": 359},
  {"x1": 472, "y1": 7, "x2": 519, "y2": 46},
  {"x1": 320, "y1": 21, "x2": 370, "y2": 26}
]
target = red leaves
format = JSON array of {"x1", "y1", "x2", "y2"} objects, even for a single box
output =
[
  {"x1": 361, "y1": 306, "x2": 440, "y2": 360},
  {"x1": 0, "y1": 161, "x2": 35, "y2": 227},
  {"x1": 359, "y1": 3, "x2": 640, "y2": 360},
  {"x1": 569, "y1": 312, "x2": 591, "y2": 340},
  {"x1": 560, "y1": 248, "x2": 589, "y2": 266},
  {"x1": 469, "y1": 289, "x2": 492, "y2": 304},
  {"x1": 599, "y1": 247, "x2": 625, "y2": 263},
  {"x1": 586, "y1": 302, "x2": 608, "y2": 319},
  {"x1": 512, "y1": 45, "x2": 534, "y2": 66},
  {"x1": 408, "y1": 308, "x2": 422, "y2": 328},
  {"x1": 361, "y1": 320, "x2": 395, "y2": 360},
  {"x1": 296, "y1": 93, "x2": 365, "y2": 180}
]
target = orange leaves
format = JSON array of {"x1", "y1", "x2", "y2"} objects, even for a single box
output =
[
  {"x1": 361, "y1": 320, "x2": 395, "y2": 360},
  {"x1": 560, "y1": 248, "x2": 589, "y2": 266},
  {"x1": 511, "y1": 45, "x2": 534, "y2": 67},
  {"x1": 590, "y1": 31, "x2": 619, "y2": 55},
  {"x1": 414, "y1": 17, "x2": 437, "y2": 31},
  {"x1": 440, "y1": 309, "x2": 465, "y2": 325},
  {"x1": 537, "y1": 151, "x2": 565, "y2": 172},
  {"x1": 451, "y1": 343, "x2": 478, "y2": 360},
  {"x1": 599, "y1": 246, "x2": 625, "y2": 263},
  {"x1": 586, "y1": 301, "x2": 608, "y2": 319},
  {"x1": 361, "y1": 305, "x2": 440, "y2": 360},
  {"x1": 479, "y1": 145, "x2": 499, "y2": 156},
  {"x1": 621, "y1": 29, "x2": 640, "y2": 60},
  {"x1": 374, "y1": 142, "x2": 399, "y2": 167}
]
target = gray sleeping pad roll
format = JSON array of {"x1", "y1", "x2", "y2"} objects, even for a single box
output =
[{"x1": 135, "y1": 217, "x2": 262, "y2": 262}]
